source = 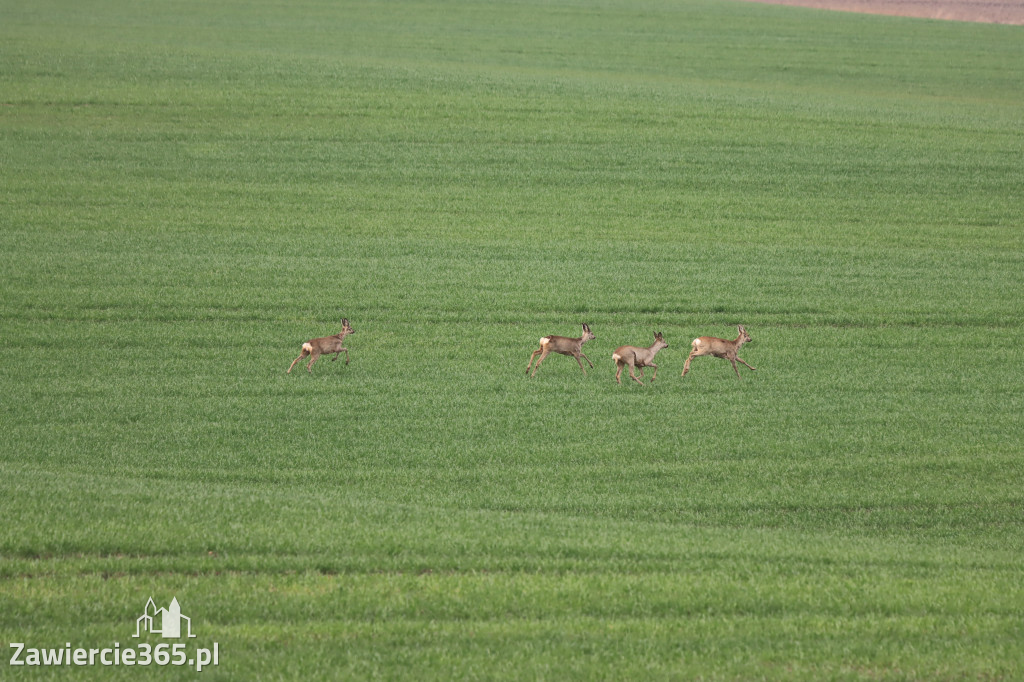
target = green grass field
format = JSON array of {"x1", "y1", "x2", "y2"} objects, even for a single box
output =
[{"x1": 2, "y1": 0, "x2": 1023, "y2": 679}]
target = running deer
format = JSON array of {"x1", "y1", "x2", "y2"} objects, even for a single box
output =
[
  {"x1": 681, "y1": 324, "x2": 755, "y2": 379},
  {"x1": 288, "y1": 318, "x2": 355, "y2": 374},
  {"x1": 612, "y1": 332, "x2": 668, "y2": 385},
  {"x1": 526, "y1": 323, "x2": 596, "y2": 377}
]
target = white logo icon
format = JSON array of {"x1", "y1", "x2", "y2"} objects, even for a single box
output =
[{"x1": 133, "y1": 597, "x2": 196, "y2": 639}]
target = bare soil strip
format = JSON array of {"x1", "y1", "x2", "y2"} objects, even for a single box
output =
[{"x1": 737, "y1": 0, "x2": 1024, "y2": 25}]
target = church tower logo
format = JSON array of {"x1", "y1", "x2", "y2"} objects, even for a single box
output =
[{"x1": 133, "y1": 597, "x2": 196, "y2": 639}]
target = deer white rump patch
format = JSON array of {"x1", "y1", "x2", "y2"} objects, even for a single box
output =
[
  {"x1": 692, "y1": 338, "x2": 702, "y2": 347},
  {"x1": 611, "y1": 352, "x2": 622, "y2": 363},
  {"x1": 539, "y1": 337, "x2": 550, "y2": 346},
  {"x1": 302, "y1": 342, "x2": 313, "y2": 353}
]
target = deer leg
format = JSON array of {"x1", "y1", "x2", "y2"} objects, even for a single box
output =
[
  {"x1": 628, "y1": 360, "x2": 644, "y2": 386},
  {"x1": 343, "y1": 348, "x2": 350, "y2": 365},
  {"x1": 331, "y1": 352, "x2": 340, "y2": 361},
  {"x1": 526, "y1": 347, "x2": 543, "y2": 375},
  {"x1": 530, "y1": 349, "x2": 550, "y2": 377},
  {"x1": 288, "y1": 348, "x2": 310, "y2": 374},
  {"x1": 682, "y1": 351, "x2": 698, "y2": 377},
  {"x1": 580, "y1": 351, "x2": 594, "y2": 369},
  {"x1": 649, "y1": 363, "x2": 658, "y2": 382},
  {"x1": 737, "y1": 356, "x2": 756, "y2": 371},
  {"x1": 306, "y1": 351, "x2": 321, "y2": 373},
  {"x1": 573, "y1": 352, "x2": 588, "y2": 376},
  {"x1": 615, "y1": 361, "x2": 624, "y2": 384},
  {"x1": 729, "y1": 358, "x2": 742, "y2": 379}
]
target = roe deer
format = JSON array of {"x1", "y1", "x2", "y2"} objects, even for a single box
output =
[
  {"x1": 288, "y1": 318, "x2": 355, "y2": 374},
  {"x1": 681, "y1": 324, "x2": 755, "y2": 379},
  {"x1": 526, "y1": 323, "x2": 596, "y2": 377},
  {"x1": 612, "y1": 332, "x2": 668, "y2": 385}
]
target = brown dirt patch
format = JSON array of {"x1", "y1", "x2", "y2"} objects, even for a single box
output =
[{"x1": 737, "y1": 0, "x2": 1024, "y2": 24}]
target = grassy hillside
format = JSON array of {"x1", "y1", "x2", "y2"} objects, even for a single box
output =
[{"x1": 1, "y1": 0, "x2": 1022, "y2": 679}]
